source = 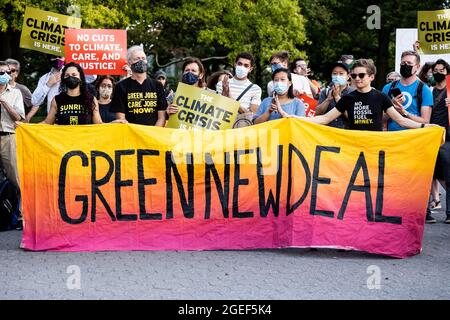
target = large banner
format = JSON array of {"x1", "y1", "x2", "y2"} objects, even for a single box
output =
[
  {"x1": 65, "y1": 29, "x2": 127, "y2": 75},
  {"x1": 17, "y1": 120, "x2": 444, "y2": 258},
  {"x1": 418, "y1": 9, "x2": 450, "y2": 54},
  {"x1": 20, "y1": 7, "x2": 82, "y2": 56},
  {"x1": 166, "y1": 83, "x2": 240, "y2": 130}
]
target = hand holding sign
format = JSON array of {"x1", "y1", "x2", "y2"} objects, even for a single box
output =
[{"x1": 166, "y1": 83, "x2": 239, "y2": 130}]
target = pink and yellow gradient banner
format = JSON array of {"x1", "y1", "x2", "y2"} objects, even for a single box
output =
[{"x1": 16, "y1": 120, "x2": 445, "y2": 257}]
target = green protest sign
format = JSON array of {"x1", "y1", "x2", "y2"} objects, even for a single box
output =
[
  {"x1": 166, "y1": 83, "x2": 240, "y2": 130},
  {"x1": 20, "y1": 7, "x2": 82, "y2": 56},
  {"x1": 418, "y1": 9, "x2": 450, "y2": 54}
]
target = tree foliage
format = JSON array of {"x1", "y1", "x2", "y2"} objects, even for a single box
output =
[{"x1": 298, "y1": 0, "x2": 444, "y2": 87}]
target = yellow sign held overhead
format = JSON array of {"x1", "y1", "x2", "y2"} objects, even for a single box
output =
[
  {"x1": 20, "y1": 7, "x2": 82, "y2": 56},
  {"x1": 418, "y1": 9, "x2": 450, "y2": 54}
]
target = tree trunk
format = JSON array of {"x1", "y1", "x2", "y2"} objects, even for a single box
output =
[
  {"x1": 376, "y1": 27, "x2": 391, "y2": 89},
  {"x1": 0, "y1": 30, "x2": 23, "y2": 60}
]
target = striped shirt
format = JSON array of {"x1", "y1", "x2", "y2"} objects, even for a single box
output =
[{"x1": 216, "y1": 78, "x2": 262, "y2": 112}]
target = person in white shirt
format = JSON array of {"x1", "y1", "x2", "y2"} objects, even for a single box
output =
[
  {"x1": 0, "y1": 61, "x2": 25, "y2": 226},
  {"x1": 267, "y1": 51, "x2": 313, "y2": 98},
  {"x1": 216, "y1": 52, "x2": 262, "y2": 128},
  {"x1": 27, "y1": 55, "x2": 65, "y2": 122}
]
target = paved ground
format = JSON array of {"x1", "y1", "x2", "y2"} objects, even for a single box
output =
[{"x1": 0, "y1": 204, "x2": 449, "y2": 300}]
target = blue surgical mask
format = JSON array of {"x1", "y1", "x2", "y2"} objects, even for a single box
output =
[
  {"x1": 182, "y1": 72, "x2": 199, "y2": 85},
  {"x1": 0, "y1": 73, "x2": 11, "y2": 85},
  {"x1": 332, "y1": 75, "x2": 348, "y2": 86},
  {"x1": 271, "y1": 63, "x2": 283, "y2": 73},
  {"x1": 273, "y1": 81, "x2": 289, "y2": 95}
]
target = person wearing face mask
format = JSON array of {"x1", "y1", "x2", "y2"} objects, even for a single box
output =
[
  {"x1": 5, "y1": 58, "x2": 33, "y2": 114},
  {"x1": 206, "y1": 70, "x2": 233, "y2": 93},
  {"x1": 316, "y1": 61, "x2": 354, "y2": 128},
  {"x1": 382, "y1": 50, "x2": 433, "y2": 132},
  {"x1": 28, "y1": 55, "x2": 65, "y2": 123},
  {"x1": 253, "y1": 68, "x2": 305, "y2": 124},
  {"x1": 0, "y1": 61, "x2": 26, "y2": 228},
  {"x1": 216, "y1": 52, "x2": 262, "y2": 128},
  {"x1": 166, "y1": 57, "x2": 206, "y2": 117},
  {"x1": 286, "y1": 59, "x2": 437, "y2": 132},
  {"x1": 425, "y1": 59, "x2": 450, "y2": 224},
  {"x1": 154, "y1": 70, "x2": 175, "y2": 104},
  {"x1": 418, "y1": 62, "x2": 434, "y2": 86},
  {"x1": 111, "y1": 46, "x2": 167, "y2": 126},
  {"x1": 40, "y1": 62, "x2": 104, "y2": 125},
  {"x1": 267, "y1": 51, "x2": 313, "y2": 99},
  {"x1": 95, "y1": 75, "x2": 116, "y2": 123}
]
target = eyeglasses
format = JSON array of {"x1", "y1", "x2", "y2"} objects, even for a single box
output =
[
  {"x1": 350, "y1": 73, "x2": 367, "y2": 79},
  {"x1": 0, "y1": 71, "x2": 12, "y2": 75},
  {"x1": 100, "y1": 84, "x2": 113, "y2": 88}
]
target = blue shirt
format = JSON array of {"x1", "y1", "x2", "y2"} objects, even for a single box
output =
[
  {"x1": 254, "y1": 97, "x2": 305, "y2": 121},
  {"x1": 382, "y1": 80, "x2": 433, "y2": 131}
]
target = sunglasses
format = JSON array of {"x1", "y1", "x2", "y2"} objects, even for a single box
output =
[
  {"x1": 350, "y1": 73, "x2": 367, "y2": 79},
  {"x1": 0, "y1": 71, "x2": 12, "y2": 75}
]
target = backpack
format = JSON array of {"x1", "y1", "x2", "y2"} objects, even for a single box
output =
[
  {"x1": 389, "y1": 80, "x2": 425, "y2": 108},
  {"x1": 0, "y1": 177, "x2": 20, "y2": 231}
]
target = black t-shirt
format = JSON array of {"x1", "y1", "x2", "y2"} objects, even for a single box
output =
[
  {"x1": 335, "y1": 89, "x2": 392, "y2": 131},
  {"x1": 430, "y1": 87, "x2": 449, "y2": 128},
  {"x1": 319, "y1": 85, "x2": 354, "y2": 129},
  {"x1": 110, "y1": 77, "x2": 167, "y2": 125},
  {"x1": 54, "y1": 92, "x2": 92, "y2": 125},
  {"x1": 99, "y1": 101, "x2": 116, "y2": 123}
]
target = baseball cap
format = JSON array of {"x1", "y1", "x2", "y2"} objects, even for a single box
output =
[
  {"x1": 331, "y1": 61, "x2": 350, "y2": 73},
  {"x1": 154, "y1": 70, "x2": 167, "y2": 79}
]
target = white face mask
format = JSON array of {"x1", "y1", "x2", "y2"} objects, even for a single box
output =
[
  {"x1": 235, "y1": 65, "x2": 249, "y2": 79},
  {"x1": 99, "y1": 87, "x2": 112, "y2": 98}
]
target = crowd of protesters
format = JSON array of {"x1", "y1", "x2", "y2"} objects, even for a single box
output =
[{"x1": 0, "y1": 45, "x2": 449, "y2": 228}]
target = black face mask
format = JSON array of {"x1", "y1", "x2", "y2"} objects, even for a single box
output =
[
  {"x1": 130, "y1": 60, "x2": 148, "y2": 74},
  {"x1": 64, "y1": 76, "x2": 81, "y2": 89},
  {"x1": 433, "y1": 72, "x2": 446, "y2": 83},
  {"x1": 400, "y1": 64, "x2": 414, "y2": 78}
]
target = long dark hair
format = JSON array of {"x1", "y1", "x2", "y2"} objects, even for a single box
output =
[
  {"x1": 418, "y1": 62, "x2": 434, "y2": 83},
  {"x1": 206, "y1": 70, "x2": 232, "y2": 91},
  {"x1": 59, "y1": 62, "x2": 94, "y2": 114},
  {"x1": 272, "y1": 68, "x2": 295, "y2": 99}
]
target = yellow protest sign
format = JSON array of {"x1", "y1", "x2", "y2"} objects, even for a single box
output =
[
  {"x1": 166, "y1": 83, "x2": 240, "y2": 130},
  {"x1": 20, "y1": 7, "x2": 82, "y2": 56},
  {"x1": 418, "y1": 9, "x2": 450, "y2": 54}
]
